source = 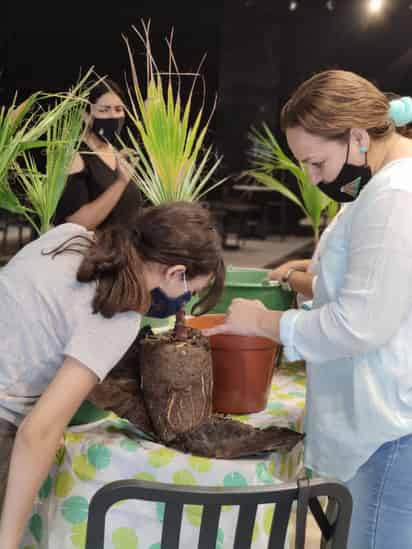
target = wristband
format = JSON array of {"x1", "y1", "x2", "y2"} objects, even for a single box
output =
[{"x1": 281, "y1": 268, "x2": 299, "y2": 292}]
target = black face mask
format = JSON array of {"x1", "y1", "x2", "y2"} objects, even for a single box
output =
[
  {"x1": 146, "y1": 287, "x2": 192, "y2": 318},
  {"x1": 91, "y1": 117, "x2": 125, "y2": 145},
  {"x1": 317, "y1": 143, "x2": 372, "y2": 203}
]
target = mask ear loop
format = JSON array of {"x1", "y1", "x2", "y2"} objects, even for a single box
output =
[
  {"x1": 359, "y1": 145, "x2": 369, "y2": 166},
  {"x1": 182, "y1": 271, "x2": 189, "y2": 293},
  {"x1": 345, "y1": 142, "x2": 351, "y2": 163},
  {"x1": 344, "y1": 135, "x2": 351, "y2": 164}
]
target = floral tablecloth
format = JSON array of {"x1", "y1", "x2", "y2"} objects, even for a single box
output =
[{"x1": 21, "y1": 361, "x2": 306, "y2": 549}]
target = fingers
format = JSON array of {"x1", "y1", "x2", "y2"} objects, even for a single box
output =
[
  {"x1": 202, "y1": 325, "x2": 230, "y2": 337},
  {"x1": 268, "y1": 269, "x2": 280, "y2": 280},
  {"x1": 116, "y1": 155, "x2": 134, "y2": 183}
]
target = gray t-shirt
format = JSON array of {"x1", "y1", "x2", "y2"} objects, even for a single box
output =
[{"x1": 0, "y1": 223, "x2": 140, "y2": 425}]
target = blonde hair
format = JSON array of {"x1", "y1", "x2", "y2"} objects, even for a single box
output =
[{"x1": 281, "y1": 70, "x2": 400, "y2": 141}]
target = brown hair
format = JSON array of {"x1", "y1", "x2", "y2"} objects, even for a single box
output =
[
  {"x1": 46, "y1": 202, "x2": 225, "y2": 318},
  {"x1": 281, "y1": 70, "x2": 412, "y2": 140}
]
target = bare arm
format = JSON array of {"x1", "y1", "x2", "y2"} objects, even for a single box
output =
[
  {"x1": 269, "y1": 259, "x2": 314, "y2": 299},
  {"x1": 0, "y1": 357, "x2": 98, "y2": 549},
  {"x1": 61, "y1": 153, "x2": 133, "y2": 231},
  {"x1": 66, "y1": 177, "x2": 130, "y2": 230}
]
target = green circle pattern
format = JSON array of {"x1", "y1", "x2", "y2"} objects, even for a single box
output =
[
  {"x1": 88, "y1": 444, "x2": 112, "y2": 469},
  {"x1": 134, "y1": 472, "x2": 156, "y2": 482},
  {"x1": 263, "y1": 505, "x2": 275, "y2": 535},
  {"x1": 61, "y1": 496, "x2": 89, "y2": 524},
  {"x1": 38, "y1": 474, "x2": 52, "y2": 500},
  {"x1": 70, "y1": 522, "x2": 87, "y2": 548},
  {"x1": 73, "y1": 454, "x2": 96, "y2": 481},
  {"x1": 120, "y1": 437, "x2": 140, "y2": 452},
  {"x1": 188, "y1": 455, "x2": 212, "y2": 473},
  {"x1": 172, "y1": 470, "x2": 196, "y2": 486},
  {"x1": 216, "y1": 528, "x2": 224, "y2": 549},
  {"x1": 54, "y1": 471, "x2": 75, "y2": 498},
  {"x1": 29, "y1": 514, "x2": 42, "y2": 543},
  {"x1": 185, "y1": 504, "x2": 203, "y2": 527},
  {"x1": 148, "y1": 447, "x2": 176, "y2": 468},
  {"x1": 223, "y1": 472, "x2": 248, "y2": 487},
  {"x1": 256, "y1": 463, "x2": 274, "y2": 484},
  {"x1": 156, "y1": 501, "x2": 165, "y2": 522},
  {"x1": 112, "y1": 527, "x2": 138, "y2": 549}
]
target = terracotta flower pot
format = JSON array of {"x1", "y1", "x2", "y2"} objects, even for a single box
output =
[{"x1": 187, "y1": 314, "x2": 280, "y2": 414}]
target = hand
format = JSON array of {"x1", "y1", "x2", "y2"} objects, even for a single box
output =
[
  {"x1": 268, "y1": 259, "x2": 309, "y2": 282},
  {"x1": 203, "y1": 298, "x2": 281, "y2": 341},
  {"x1": 115, "y1": 154, "x2": 134, "y2": 186}
]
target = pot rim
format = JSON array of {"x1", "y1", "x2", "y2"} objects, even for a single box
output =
[{"x1": 209, "y1": 333, "x2": 278, "y2": 350}]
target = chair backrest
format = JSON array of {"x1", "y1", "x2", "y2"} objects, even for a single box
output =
[{"x1": 85, "y1": 477, "x2": 352, "y2": 549}]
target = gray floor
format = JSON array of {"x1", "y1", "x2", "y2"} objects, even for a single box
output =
[
  {"x1": 1, "y1": 227, "x2": 313, "y2": 269},
  {"x1": 222, "y1": 234, "x2": 312, "y2": 269}
]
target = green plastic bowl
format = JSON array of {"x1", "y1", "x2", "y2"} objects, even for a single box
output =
[
  {"x1": 140, "y1": 315, "x2": 175, "y2": 332},
  {"x1": 209, "y1": 267, "x2": 293, "y2": 313}
]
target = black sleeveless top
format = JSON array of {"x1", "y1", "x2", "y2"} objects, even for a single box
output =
[{"x1": 53, "y1": 143, "x2": 143, "y2": 228}]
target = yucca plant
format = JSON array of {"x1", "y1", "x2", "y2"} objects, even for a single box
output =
[
  {"x1": 0, "y1": 71, "x2": 93, "y2": 234},
  {"x1": 113, "y1": 24, "x2": 225, "y2": 433},
  {"x1": 121, "y1": 22, "x2": 225, "y2": 205},
  {"x1": 246, "y1": 123, "x2": 338, "y2": 243}
]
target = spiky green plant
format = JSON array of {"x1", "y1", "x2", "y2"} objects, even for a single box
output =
[
  {"x1": 247, "y1": 123, "x2": 338, "y2": 242},
  {"x1": 121, "y1": 22, "x2": 225, "y2": 204},
  {"x1": 0, "y1": 72, "x2": 93, "y2": 234}
]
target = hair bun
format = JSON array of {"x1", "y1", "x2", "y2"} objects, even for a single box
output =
[{"x1": 389, "y1": 97, "x2": 412, "y2": 127}]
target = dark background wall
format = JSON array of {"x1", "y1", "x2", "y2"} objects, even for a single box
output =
[
  {"x1": 3, "y1": 0, "x2": 412, "y2": 231},
  {"x1": 2, "y1": 1, "x2": 223, "y2": 125}
]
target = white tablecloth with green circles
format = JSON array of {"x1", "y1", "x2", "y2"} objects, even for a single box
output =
[{"x1": 20, "y1": 361, "x2": 306, "y2": 549}]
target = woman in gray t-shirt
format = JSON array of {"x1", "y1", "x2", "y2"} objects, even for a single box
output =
[{"x1": 0, "y1": 201, "x2": 224, "y2": 548}]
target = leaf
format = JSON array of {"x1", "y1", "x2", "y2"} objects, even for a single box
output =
[
  {"x1": 120, "y1": 23, "x2": 225, "y2": 205},
  {"x1": 246, "y1": 125, "x2": 338, "y2": 238},
  {"x1": 0, "y1": 69, "x2": 93, "y2": 233}
]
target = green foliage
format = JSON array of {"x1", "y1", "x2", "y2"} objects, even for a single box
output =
[
  {"x1": 246, "y1": 124, "x2": 338, "y2": 241},
  {"x1": 0, "y1": 71, "x2": 93, "y2": 234},
  {"x1": 121, "y1": 22, "x2": 225, "y2": 204}
]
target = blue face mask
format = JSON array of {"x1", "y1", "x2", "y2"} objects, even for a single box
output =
[{"x1": 146, "y1": 273, "x2": 192, "y2": 318}]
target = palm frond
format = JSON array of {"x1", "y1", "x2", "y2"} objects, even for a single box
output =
[
  {"x1": 247, "y1": 124, "x2": 338, "y2": 240},
  {"x1": 0, "y1": 69, "x2": 94, "y2": 233},
  {"x1": 121, "y1": 21, "x2": 224, "y2": 204}
]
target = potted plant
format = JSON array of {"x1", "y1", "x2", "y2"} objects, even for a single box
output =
[
  {"x1": 0, "y1": 72, "x2": 93, "y2": 235},
  {"x1": 112, "y1": 23, "x2": 226, "y2": 441},
  {"x1": 87, "y1": 26, "x2": 303, "y2": 458},
  {"x1": 246, "y1": 123, "x2": 338, "y2": 244}
]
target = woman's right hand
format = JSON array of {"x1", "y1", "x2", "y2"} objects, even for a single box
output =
[
  {"x1": 116, "y1": 154, "x2": 134, "y2": 186},
  {"x1": 202, "y1": 298, "x2": 282, "y2": 342}
]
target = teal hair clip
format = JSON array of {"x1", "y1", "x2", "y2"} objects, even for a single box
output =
[{"x1": 388, "y1": 97, "x2": 412, "y2": 127}]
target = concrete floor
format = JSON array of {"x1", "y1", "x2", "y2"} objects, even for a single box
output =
[
  {"x1": 1, "y1": 226, "x2": 313, "y2": 269},
  {"x1": 222, "y1": 234, "x2": 312, "y2": 269}
]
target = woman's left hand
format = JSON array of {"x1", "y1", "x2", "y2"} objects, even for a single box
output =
[{"x1": 203, "y1": 298, "x2": 282, "y2": 342}]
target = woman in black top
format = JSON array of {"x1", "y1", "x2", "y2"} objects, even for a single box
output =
[{"x1": 54, "y1": 79, "x2": 142, "y2": 230}]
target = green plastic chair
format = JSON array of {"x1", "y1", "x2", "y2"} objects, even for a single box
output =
[{"x1": 85, "y1": 477, "x2": 352, "y2": 549}]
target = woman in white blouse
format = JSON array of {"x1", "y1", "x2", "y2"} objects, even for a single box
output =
[{"x1": 206, "y1": 70, "x2": 412, "y2": 548}]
